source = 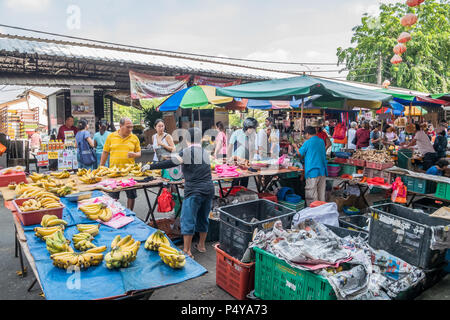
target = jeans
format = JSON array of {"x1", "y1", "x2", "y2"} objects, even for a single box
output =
[
  {"x1": 96, "y1": 152, "x2": 109, "y2": 168},
  {"x1": 180, "y1": 195, "x2": 213, "y2": 235},
  {"x1": 109, "y1": 189, "x2": 138, "y2": 200}
]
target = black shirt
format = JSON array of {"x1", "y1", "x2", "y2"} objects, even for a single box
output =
[{"x1": 150, "y1": 145, "x2": 215, "y2": 199}]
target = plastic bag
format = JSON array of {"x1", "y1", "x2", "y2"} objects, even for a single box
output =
[
  {"x1": 391, "y1": 177, "x2": 407, "y2": 204},
  {"x1": 333, "y1": 123, "x2": 347, "y2": 140},
  {"x1": 292, "y1": 202, "x2": 339, "y2": 228},
  {"x1": 157, "y1": 188, "x2": 175, "y2": 213}
]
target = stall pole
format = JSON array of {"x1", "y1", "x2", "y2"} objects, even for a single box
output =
[{"x1": 300, "y1": 98, "x2": 305, "y2": 132}]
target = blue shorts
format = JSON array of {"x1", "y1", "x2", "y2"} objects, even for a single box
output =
[{"x1": 180, "y1": 195, "x2": 213, "y2": 235}]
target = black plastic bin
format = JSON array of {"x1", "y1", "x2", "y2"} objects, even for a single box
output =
[
  {"x1": 339, "y1": 215, "x2": 370, "y2": 233},
  {"x1": 325, "y1": 224, "x2": 369, "y2": 241},
  {"x1": 193, "y1": 218, "x2": 221, "y2": 243},
  {"x1": 218, "y1": 199, "x2": 295, "y2": 259},
  {"x1": 412, "y1": 198, "x2": 450, "y2": 215},
  {"x1": 369, "y1": 203, "x2": 449, "y2": 270}
]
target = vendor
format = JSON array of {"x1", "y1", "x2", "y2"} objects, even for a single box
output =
[
  {"x1": 426, "y1": 159, "x2": 449, "y2": 176},
  {"x1": 383, "y1": 125, "x2": 399, "y2": 146},
  {"x1": 293, "y1": 126, "x2": 327, "y2": 206},
  {"x1": 347, "y1": 122, "x2": 357, "y2": 150},
  {"x1": 57, "y1": 115, "x2": 78, "y2": 142},
  {"x1": 100, "y1": 117, "x2": 141, "y2": 210},
  {"x1": 145, "y1": 127, "x2": 214, "y2": 259},
  {"x1": 404, "y1": 123, "x2": 437, "y2": 171}
]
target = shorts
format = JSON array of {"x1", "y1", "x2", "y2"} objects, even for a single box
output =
[
  {"x1": 109, "y1": 189, "x2": 138, "y2": 200},
  {"x1": 180, "y1": 195, "x2": 213, "y2": 235}
]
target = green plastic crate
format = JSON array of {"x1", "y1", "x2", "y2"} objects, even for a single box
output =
[
  {"x1": 401, "y1": 176, "x2": 415, "y2": 192},
  {"x1": 253, "y1": 247, "x2": 336, "y2": 300},
  {"x1": 280, "y1": 172, "x2": 300, "y2": 179},
  {"x1": 398, "y1": 149, "x2": 413, "y2": 170},
  {"x1": 414, "y1": 179, "x2": 437, "y2": 195},
  {"x1": 341, "y1": 164, "x2": 357, "y2": 175},
  {"x1": 435, "y1": 183, "x2": 450, "y2": 200},
  {"x1": 279, "y1": 200, "x2": 305, "y2": 212}
]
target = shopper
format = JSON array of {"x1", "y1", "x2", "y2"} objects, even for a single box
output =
[
  {"x1": 347, "y1": 122, "x2": 357, "y2": 150},
  {"x1": 100, "y1": 117, "x2": 142, "y2": 210},
  {"x1": 152, "y1": 119, "x2": 176, "y2": 162},
  {"x1": 29, "y1": 128, "x2": 42, "y2": 153},
  {"x1": 293, "y1": 126, "x2": 327, "y2": 206},
  {"x1": 57, "y1": 115, "x2": 78, "y2": 142},
  {"x1": 75, "y1": 119, "x2": 96, "y2": 170},
  {"x1": 433, "y1": 129, "x2": 448, "y2": 159},
  {"x1": 383, "y1": 125, "x2": 399, "y2": 146},
  {"x1": 370, "y1": 123, "x2": 383, "y2": 150},
  {"x1": 355, "y1": 121, "x2": 371, "y2": 149},
  {"x1": 315, "y1": 120, "x2": 332, "y2": 151},
  {"x1": 145, "y1": 127, "x2": 214, "y2": 259},
  {"x1": 93, "y1": 120, "x2": 111, "y2": 168},
  {"x1": 405, "y1": 123, "x2": 438, "y2": 171},
  {"x1": 426, "y1": 159, "x2": 449, "y2": 176},
  {"x1": 214, "y1": 121, "x2": 227, "y2": 161}
]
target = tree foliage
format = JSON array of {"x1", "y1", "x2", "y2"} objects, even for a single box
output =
[{"x1": 337, "y1": 0, "x2": 449, "y2": 93}]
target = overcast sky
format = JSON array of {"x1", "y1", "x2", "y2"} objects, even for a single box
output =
[{"x1": 0, "y1": 0, "x2": 400, "y2": 78}]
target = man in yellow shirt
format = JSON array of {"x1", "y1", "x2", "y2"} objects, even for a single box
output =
[{"x1": 100, "y1": 117, "x2": 141, "y2": 210}]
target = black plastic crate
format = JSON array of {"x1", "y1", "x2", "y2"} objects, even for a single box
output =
[
  {"x1": 206, "y1": 218, "x2": 220, "y2": 242},
  {"x1": 339, "y1": 215, "x2": 370, "y2": 233},
  {"x1": 412, "y1": 198, "x2": 450, "y2": 215},
  {"x1": 219, "y1": 199, "x2": 295, "y2": 260},
  {"x1": 369, "y1": 203, "x2": 449, "y2": 270},
  {"x1": 325, "y1": 224, "x2": 369, "y2": 241}
]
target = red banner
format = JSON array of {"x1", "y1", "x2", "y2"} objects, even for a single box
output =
[
  {"x1": 193, "y1": 76, "x2": 241, "y2": 88},
  {"x1": 129, "y1": 70, "x2": 191, "y2": 99}
]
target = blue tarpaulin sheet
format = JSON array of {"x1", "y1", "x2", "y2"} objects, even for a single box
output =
[{"x1": 22, "y1": 191, "x2": 207, "y2": 300}]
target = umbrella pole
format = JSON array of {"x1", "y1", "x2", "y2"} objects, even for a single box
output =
[{"x1": 300, "y1": 98, "x2": 304, "y2": 132}]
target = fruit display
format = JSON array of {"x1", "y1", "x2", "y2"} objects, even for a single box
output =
[
  {"x1": 78, "y1": 170, "x2": 103, "y2": 184},
  {"x1": 50, "y1": 170, "x2": 71, "y2": 179},
  {"x1": 144, "y1": 230, "x2": 170, "y2": 251},
  {"x1": 42, "y1": 178, "x2": 78, "y2": 196},
  {"x1": 41, "y1": 215, "x2": 68, "y2": 227},
  {"x1": 79, "y1": 203, "x2": 113, "y2": 222},
  {"x1": 72, "y1": 232, "x2": 97, "y2": 251},
  {"x1": 104, "y1": 235, "x2": 140, "y2": 269},
  {"x1": 29, "y1": 172, "x2": 48, "y2": 183},
  {"x1": 34, "y1": 226, "x2": 65, "y2": 240},
  {"x1": 45, "y1": 230, "x2": 73, "y2": 254},
  {"x1": 76, "y1": 224, "x2": 100, "y2": 236},
  {"x1": 8, "y1": 182, "x2": 17, "y2": 190},
  {"x1": 19, "y1": 198, "x2": 63, "y2": 211},
  {"x1": 158, "y1": 243, "x2": 186, "y2": 269},
  {"x1": 50, "y1": 246, "x2": 106, "y2": 270},
  {"x1": 91, "y1": 166, "x2": 110, "y2": 177}
]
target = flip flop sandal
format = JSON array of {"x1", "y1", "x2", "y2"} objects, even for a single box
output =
[
  {"x1": 183, "y1": 250, "x2": 194, "y2": 259},
  {"x1": 194, "y1": 244, "x2": 207, "y2": 253}
]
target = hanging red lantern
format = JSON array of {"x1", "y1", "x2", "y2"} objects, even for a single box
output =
[
  {"x1": 393, "y1": 43, "x2": 407, "y2": 55},
  {"x1": 391, "y1": 54, "x2": 403, "y2": 64},
  {"x1": 382, "y1": 80, "x2": 391, "y2": 88},
  {"x1": 417, "y1": 0, "x2": 425, "y2": 3},
  {"x1": 401, "y1": 13, "x2": 418, "y2": 27},
  {"x1": 398, "y1": 32, "x2": 412, "y2": 43},
  {"x1": 406, "y1": 0, "x2": 420, "y2": 7}
]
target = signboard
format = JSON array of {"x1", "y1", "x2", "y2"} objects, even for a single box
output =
[
  {"x1": 129, "y1": 70, "x2": 190, "y2": 99},
  {"x1": 37, "y1": 151, "x2": 49, "y2": 167},
  {"x1": 70, "y1": 85, "x2": 95, "y2": 137},
  {"x1": 48, "y1": 151, "x2": 59, "y2": 160},
  {"x1": 193, "y1": 76, "x2": 241, "y2": 88}
]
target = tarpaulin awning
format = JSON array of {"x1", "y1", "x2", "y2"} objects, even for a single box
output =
[
  {"x1": 377, "y1": 88, "x2": 450, "y2": 107},
  {"x1": 216, "y1": 75, "x2": 393, "y2": 106}
]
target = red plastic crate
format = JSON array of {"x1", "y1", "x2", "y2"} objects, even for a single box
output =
[
  {"x1": 333, "y1": 158, "x2": 347, "y2": 164},
  {"x1": 366, "y1": 162, "x2": 393, "y2": 170},
  {"x1": 0, "y1": 172, "x2": 28, "y2": 187},
  {"x1": 12, "y1": 198, "x2": 64, "y2": 226},
  {"x1": 214, "y1": 244, "x2": 255, "y2": 300},
  {"x1": 258, "y1": 193, "x2": 278, "y2": 203},
  {"x1": 350, "y1": 159, "x2": 366, "y2": 167},
  {"x1": 219, "y1": 186, "x2": 250, "y2": 198}
]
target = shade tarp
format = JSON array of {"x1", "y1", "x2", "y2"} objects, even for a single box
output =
[
  {"x1": 216, "y1": 75, "x2": 393, "y2": 104},
  {"x1": 378, "y1": 89, "x2": 449, "y2": 107}
]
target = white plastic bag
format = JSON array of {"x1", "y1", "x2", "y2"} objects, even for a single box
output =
[{"x1": 291, "y1": 202, "x2": 339, "y2": 228}]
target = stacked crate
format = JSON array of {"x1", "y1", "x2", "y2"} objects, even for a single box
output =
[{"x1": 20, "y1": 108, "x2": 39, "y2": 137}]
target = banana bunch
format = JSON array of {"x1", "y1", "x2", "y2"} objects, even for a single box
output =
[
  {"x1": 76, "y1": 224, "x2": 100, "y2": 236},
  {"x1": 49, "y1": 186, "x2": 74, "y2": 197},
  {"x1": 29, "y1": 172, "x2": 47, "y2": 183},
  {"x1": 15, "y1": 183, "x2": 32, "y2": 195},
  {"x1": 50, "y1": 170, "x2": 71, "y2": 179},
  {"x1": 50, "y1": 246, "x2": 106, "y2": 270},
  {"x1": 41, "y1": 214, "x2": 68, "y2": 228},
  {"x1": 79, "y1": 203, "x2": 113, "y2": 222},
  {"x1": 77, "y1": 168, "x2": 88, "y2": 176},
  {"x1": 72, "y1": 233, "x2": 97, "y2": 251},
  {"x1": 45, "y1": 230, "x2": 73, "y2": 254},
  {"x1": 144, "y1": 230, "x2": 170, "y2": 251},
  {"x1": 106, "y1": 166, "x2": 130, "y2": 178},
  {"x1": 79, "y1": 171, "x2": 102, "y2": 184},
  {"x1": 8, "y1": 182, "x2": 17, "y2": 190},
  {"x1": 17, "y1": 187, "x2": 62, "y2": 208},
  {"x1": 158, "y1": 243, "x2": 186, "y2": 269},
  {"x1": 19, "y1": 198, "x2": 63, "y2": 212},
  {"x1": 34, "y1": 225, "x2": 65, "y2": 240},
  {"x1": 92, "y1": 166, "x2": 110, "y2": 177},
  {"x1": 104, "y1": 235, "x2": 141, "y2": 269}
]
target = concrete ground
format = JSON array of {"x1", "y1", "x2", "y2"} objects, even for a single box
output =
[{"x1": 0, "y1": 178, "x2": 448, "y2": 300}]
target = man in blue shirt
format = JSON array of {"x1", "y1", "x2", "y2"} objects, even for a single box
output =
[
  {"x1": 426, "y1": 159, "x2": 448, "y2": 176},
  {"x1": 294, "y1": 126, "x2": 328, "y2": 206}
]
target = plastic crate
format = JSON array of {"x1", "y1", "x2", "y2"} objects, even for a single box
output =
[
  {"x1": 349, "y1": 159, "x2": 366, "y2": 167},
  {"x1": 0, "y1": 172, "x2": 28, "y2": 187},
  {"x1": 401, "y1": 176, "x2": 416, "y2": 192},
  {"x1": 435, "y1": 183, "x2": 450, "y2": 200},
  {"x1": 445, "y1": 250, "x2": 450, "y2": 273},
  {"x1": 366, "y1": 161, "x2": 394, "y2": 170},
  {"x1": 325, "y1": 224, "x2": 368, "y2": 241},
  {"x1": 214, "y1": 244, "x2": 255, "y2": 300},
  {"x1": 278, "y1": 200, "x2": 306, "y2": 212},
  {"x1": 368, "y1": 203, "x2": 449, "y2": 269},
  {"x1": 219, "y1": 200, "x2": 296, "y2": 259},
  {"x1": 253, "y1": 246, "x2": 336, "y2": 300},
  {"x1": 414, "y1": 179, "x2": 437, "y2": 195},
  {"x1": 339, "y1": 215, "x2": 370, "y2": 233},
  {"x1": 412, "y1": 198, "x2": 449, "y2": 215},
  {"x1": 341, "y1": 164, "x2": 357, "y2": 175},
  {"x1": 398, "y1": 149, "x2": 413, "y2": 170},
  {"x1": 332, "y1": 158, "x2": 347, "y2": 164},
  {"x1": 12, "y1": 198, "x2": 64, "y2": 226},
  {"x1": 206, "y1": 218, "x2": 220, "y2": 242},
  {"x1": 258, "y1": 192, "x2": 278, "y2": 203}
]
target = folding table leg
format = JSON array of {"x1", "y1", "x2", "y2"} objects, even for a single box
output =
[
  {"x1": 17, "y1": 238, "x2": 27, "y2": 277},
  {"x1": 27, "y1": 278, "x2": 37, "y2": 292},
  {"x1": 14, "y1": 226, "x2": 18, "y2": 258},
  {"x1": 143, "y1": 187, "x2": 153, "y2": 223}
]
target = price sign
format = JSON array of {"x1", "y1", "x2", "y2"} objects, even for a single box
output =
[{"x1": 48, "y1": 152, "x2": 59, "y2": 160}]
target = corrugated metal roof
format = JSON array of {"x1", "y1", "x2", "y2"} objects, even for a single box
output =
[
  {"x1": 0, "y1": 36, "x2": 294, "y2": 80},
  {"x1": 0, "y1": 75, "x2": 115, "y2": 87}
]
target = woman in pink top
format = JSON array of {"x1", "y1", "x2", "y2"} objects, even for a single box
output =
[
  {"x1": 214, "y1": 121, "x2": 227, "y2": 160},
  {"x1": 30, "y1": 128, "x2": 42, "y2": 152}
]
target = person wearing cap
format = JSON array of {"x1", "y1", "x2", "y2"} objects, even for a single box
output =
[
  {"x1": 144, "y1": 127, "x2": 215, "y2": 259},
  {"x1": 293, "y1": 126, "x2": 328, "y2": 206}
]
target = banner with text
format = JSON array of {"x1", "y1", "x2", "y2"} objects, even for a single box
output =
[
  {"x1": 129, "y1": 71, "x2": 190, "y2": 99},
  {"x1": 193, "y1": 76, "x2": 241, "y2": 88},
  {"x1": 70, "y1": 85, "x2": 95, "y2": 137}
]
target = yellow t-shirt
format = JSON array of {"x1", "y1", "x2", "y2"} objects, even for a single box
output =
[{"x1": 103, "y1": 131, "x2": 141, "y2": 168}]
